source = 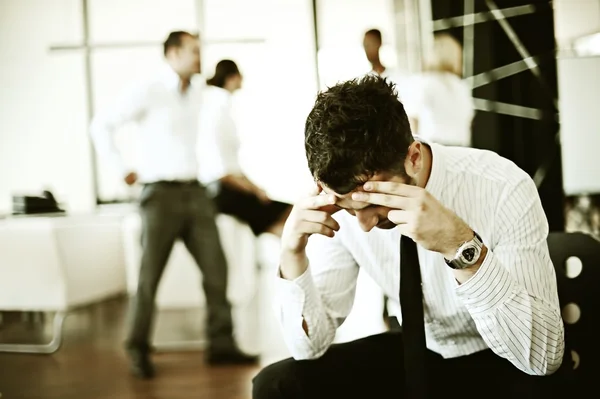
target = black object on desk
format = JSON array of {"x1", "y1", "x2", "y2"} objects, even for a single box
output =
[{"x1": 12, "y1": 191, "x2": 65, "y2": 215}]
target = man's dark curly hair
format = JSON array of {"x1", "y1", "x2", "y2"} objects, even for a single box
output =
[{"x1": 304, "y1": 74, "x2": 414, "y2": 194}]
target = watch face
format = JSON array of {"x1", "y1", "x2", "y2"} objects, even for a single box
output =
[{"x1": 462, "y1": 247, "x2": 477, "y2": 262}]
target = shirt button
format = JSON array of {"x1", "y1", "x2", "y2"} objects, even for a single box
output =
[{"x1": 448, "y1": 339, "x2": 457, "y2": 346}]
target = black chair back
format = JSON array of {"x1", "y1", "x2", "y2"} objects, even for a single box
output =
[{"x1": 547, "y1": 232, "x2": 600, "y2": 388}]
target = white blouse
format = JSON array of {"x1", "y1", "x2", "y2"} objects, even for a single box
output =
[
  {"x1": 400, "y1": 72, "x2": 474, "y2": 147},
  {"x1": 197, "y1": 85, "x2": 243, "y2": 185}
]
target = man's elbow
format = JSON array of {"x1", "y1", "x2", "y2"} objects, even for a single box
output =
[
  {"x1": 544, "y1": 347, "x2": 566, "y2": 376},
  {"x1": 285, "y1": 326, "x2": 335, "y2": 361},
  {"x1": 528, "y1": 345, "x2": 565, "y2": 376}
]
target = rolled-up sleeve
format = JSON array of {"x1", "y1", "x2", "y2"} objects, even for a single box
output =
[
  {"x1": 274, "y1": 232, "x2": 359, "y2": 360},
  {"x1": 455, "y1": 177, "x2": 565, "y2": 375}
]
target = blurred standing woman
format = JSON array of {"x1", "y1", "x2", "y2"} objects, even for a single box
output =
[
  {"x1": 400, "y1": 33, "x2": 475, "y2": 147},
  {"x1": 198, "y1": 60, "x2": 291, "y2": 237}
]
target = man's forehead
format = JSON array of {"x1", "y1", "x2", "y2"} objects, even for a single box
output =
[
  {"x1": 320, "y1": 185, "x2": 371, "y2": 210},
  {"x1": 321, "y1": 185, "x2": 362, "y2": 198}
]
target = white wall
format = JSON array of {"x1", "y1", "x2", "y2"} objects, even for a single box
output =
[
  {"x1": 0, "y1": 0, "x2": 95, "y2": 214},
  {"x1": 554, "y1": 0, "x2": 600, "y2": 195},
  {"x1": 554, "y1": 0, "x2": 600, "y2": 47}
]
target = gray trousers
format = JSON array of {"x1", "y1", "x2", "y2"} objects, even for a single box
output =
[{"x1": 126, "y1": 181, "x2": 234, "y2": 352}]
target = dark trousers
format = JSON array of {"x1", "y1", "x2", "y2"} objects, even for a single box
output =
[
  {"x1": 252, "y1": 331, "x2": 570, "y2": 399},
  {"x1": 126, "y1": 182, "x2": 234, "y2": 352}
]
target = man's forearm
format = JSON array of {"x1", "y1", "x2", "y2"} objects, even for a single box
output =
[{"x1": 279, "y1": 250, "x2": 309, "y2": 280}]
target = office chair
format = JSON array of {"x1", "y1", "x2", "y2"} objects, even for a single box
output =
[{"x1": 547, "y1": 231, "x2": 600, "y2": 394}]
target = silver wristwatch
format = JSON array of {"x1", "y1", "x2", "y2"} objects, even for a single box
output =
[{"x1": 445, "y1": 232, "x2": 484, "y2": 270}]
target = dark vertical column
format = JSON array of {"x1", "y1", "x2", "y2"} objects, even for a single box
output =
[{"x1": 428, "y1": 0, "x2": 565, "y2": 231}]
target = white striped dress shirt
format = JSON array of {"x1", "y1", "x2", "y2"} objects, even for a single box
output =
[{"x1": 275, "y1": 143, "x2": 565, "y2": 376}]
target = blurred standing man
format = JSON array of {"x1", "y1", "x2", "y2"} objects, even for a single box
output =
[
  {"x1": 90, "y1": 31, "x2": 256, "y2": 379},
  {"x1": 363, "y1": 29, "x2": 387, "y2": 76},
  {"x1": 363, "y1": 29, "x2": 407, "y2": 88}
]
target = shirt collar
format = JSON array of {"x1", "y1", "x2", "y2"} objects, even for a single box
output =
[{"x1": 423, "y1": 141, "x2": 446, "y2": 198}]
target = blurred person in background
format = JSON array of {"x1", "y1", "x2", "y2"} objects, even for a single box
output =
[
  {"x1": 199, "y1": 59, "x2": 292, "y2": 238},
  {"x1": 90, "y1": 31, "x2": 256, "y2": 380},
  {"x1": 363, "y1": 28, "x2": 406, "y2": 86},
  {"x1": 400, "y1": 33, "x2": 475, "y2": 147},
  {"x1": 363, "y1": 28, "x2": 387, "y2": 76}
]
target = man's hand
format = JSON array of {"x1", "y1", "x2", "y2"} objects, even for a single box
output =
[
  {"x1": 279, "y1": 185, "x2": 340, "y2": 280},
  {"x1": 281, "y1": 185, "x2": 341, "y2": 255},
  {"x1": 351, "y1": 181, "x2": 473, "y2": 259},
  {"x1": 124, "y1": 172, "x2": 138, "y2": 186}
]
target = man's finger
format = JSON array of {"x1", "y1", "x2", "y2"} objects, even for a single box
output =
[
  {"x1": 350, "y1": 192, "x2": 413, "y2": 209},
  {"x1": 296, "y1": 220, "x2": 337, "y2": 238},
  {"x1": 302, "y1": 209, "x2": 340, "y2": 231},
  {"x1": 362, "y1": 181, "x2": 421, "y2": 197},
  {"x1": 308, "y1": 183, "x2": 322, "y2": 196},
  {"x1": 299, "y1": 193, "x2": 337, "y2": 210},
  {"x1": 387, "y1": 209, "x2": 411, "y2": 225}
]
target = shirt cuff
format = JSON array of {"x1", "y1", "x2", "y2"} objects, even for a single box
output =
[
  {"x1": 455, "y1": 250, "x2": 519, "y2": 316},
  {"x1": 274, "y1": 264, "x2": 321, "y2": 350},
  {"x1": 274, "y1": 265, "x2": 313, "y2": 318}
]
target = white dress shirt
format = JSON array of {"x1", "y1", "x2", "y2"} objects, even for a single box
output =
[
  {"x1": 275, "y1": 143, "x2": 564, "y2": 376},
  {"x1": 400, "y1": 72, "x2": 474, "y2": 147},
  {"x1": 197, "y1": 86, "x2": 242, "y2": 185},
  {"x1": 90, "y1": 65, "x2": 203, "y2": 183}
]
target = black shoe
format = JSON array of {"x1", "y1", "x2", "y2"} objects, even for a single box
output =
[
  {"x1": 206, "y1": 347, "x2": 259, "y2": 366},
  {"x1": 127, "y1": 348, "x2": 155, "y2": 379}
]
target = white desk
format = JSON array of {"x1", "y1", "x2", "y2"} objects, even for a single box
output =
[{"x1": 0, "y1": 211, "x2": 127, "y2": 353}]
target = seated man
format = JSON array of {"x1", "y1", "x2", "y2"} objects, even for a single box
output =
[{"x1": 252, "y1": 75, "x2": 568, "y2": 398}]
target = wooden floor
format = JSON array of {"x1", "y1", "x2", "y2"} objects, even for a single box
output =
[{"x1": 0, "y1": 297, "x2": 260, "y2": 399}]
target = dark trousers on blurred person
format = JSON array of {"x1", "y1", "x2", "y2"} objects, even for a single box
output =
[{"x1": 125, "y1": 181, "x2": 236, "y2": 355}]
